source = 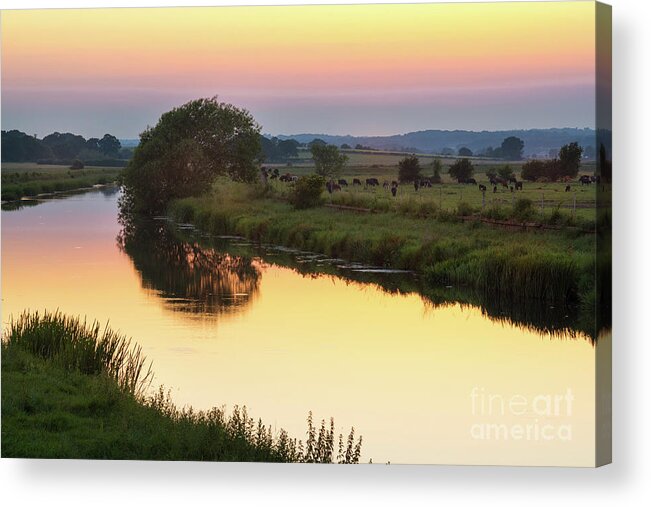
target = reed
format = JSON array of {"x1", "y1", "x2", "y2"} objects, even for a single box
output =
[
  {"x1": 2, "y1": 311, "x2": 363, "y2": 462},
  {"x1": 5, "y1": 310, "x2": 152, "y2": 396}
]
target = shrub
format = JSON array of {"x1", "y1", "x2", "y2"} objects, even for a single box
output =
[
  {"x1": 511, "y1": 198, "x2": 536, "y2": 222},
  {"x1": 289, "y1": 174, "x2": 325, "y2": 209},
  {"x1": 457, "y1": 201, "x2": 474, "y2": 216}
]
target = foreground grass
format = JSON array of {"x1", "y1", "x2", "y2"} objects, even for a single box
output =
[
  {"x1": 169, "y1": 179, "x2": 599, "y2": 306},
  {"x1": 1, "y1": 164, "x2": 122, "y2": 201},
  {"x1": 2, "y1": 311, "x2": 362, "y2": 462}
]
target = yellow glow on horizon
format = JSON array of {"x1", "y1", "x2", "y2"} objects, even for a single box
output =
[{"x1": 2, "y1": 2, "x2": 596, "y2": 92}]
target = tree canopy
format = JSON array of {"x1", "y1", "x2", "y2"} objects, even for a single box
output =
[
  {"x1": 448, "y1": 158, "x2": 474, "y2": 182},
  {"x1": 310, "y1": 144, "x2": 348, "y2": 178},
  {"x1": 559, "y1": 142, "x2": 583, "y2": 177},
  {"x1": 398, "y1": 155, "x2": 422, "y2": 182},
  {"x1": 458, "y1": 147, "x2": 473, "y2": 157},
  {"x1": 120, "y1": 97, "x2": 262, "y2": 216},
  {"x1": 500, "y1": 136, "x2": 525, "y2": 160}
]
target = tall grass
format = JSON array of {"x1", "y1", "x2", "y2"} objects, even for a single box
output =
[
  {"x1": 3, "y1": 310, "x2": 364, "y2": 463},
  {"x1": 5, "y1": 310, "x2": 152, "y2": 396}
]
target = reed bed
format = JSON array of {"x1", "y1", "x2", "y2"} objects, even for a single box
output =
[{"x1": 5, "y1": 310, "x2": 152, "y2": 397}]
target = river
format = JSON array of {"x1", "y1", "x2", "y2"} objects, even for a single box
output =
[{"x1": 1, "y1": 189, "x2": 600, "y2": 465}]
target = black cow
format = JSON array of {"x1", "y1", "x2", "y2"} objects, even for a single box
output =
[
  {"x1": 508, "y1": 176, "x2": 518, "y2": 184},
  {"x1": 352, "y1": 178, "x2": 362, "y2": 186},
  {"x1": 479, "y1": 184, "x2": 487, "y2": 192},
  {"x1": 515, "y1": 181, "x2": 523, "y2": 190},
  {"x1": 391, "y1": 181, "x2": 398, "y2": 197},
  {"x1": 414, "y1": 180, "x2": 419, "y2": 191},
  {"x1": 420, "y1": 179, "x2": 432, "y2": 188},
  {"x1": 366, "y1": 178, "x2": 380, "y2": 187},
  {"x1": 338, "y1": 179, "x2": 349, "y2": 186},
  {"x1": 565, "y1": 185, "x2": 571, "y2": 192},
  {"x1": 579, "y1": 175, "x2": 592, "y2": 185}
]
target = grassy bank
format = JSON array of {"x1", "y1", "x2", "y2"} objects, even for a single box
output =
[
  {"x1": 2, "y1": 311, "x2": 362, "y2": 462},
  {"x1": 1, "y1": 163, "x2": 122, "y2": 201},
  {"x1": 169, "y1": 179, "x2": 598, "y2": 306}
]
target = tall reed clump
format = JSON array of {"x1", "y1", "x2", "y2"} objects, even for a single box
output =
[
  {"x1": 5, "y1": 310, "x2": 153, "y2": 397},
  {"x1": 425, "y1": 246, "x2": 582, "y2": 303}
]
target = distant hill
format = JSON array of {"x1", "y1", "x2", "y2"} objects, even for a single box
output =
[{"x1": 274, "y1": 128, "x2": 600, "y2": 158}]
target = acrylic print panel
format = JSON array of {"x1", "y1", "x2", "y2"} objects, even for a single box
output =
[{"x1": 0, "y1": 1, "x2": 611, "y2": 466}]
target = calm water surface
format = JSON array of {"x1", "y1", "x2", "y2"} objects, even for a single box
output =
[{"x1": 1, "y1": 190, "x2": 599, "y2": 465}]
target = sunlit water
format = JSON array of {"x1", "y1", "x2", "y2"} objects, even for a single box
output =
[{"x1": 1, "y1": 190, "x2": 599, "y2": 465}]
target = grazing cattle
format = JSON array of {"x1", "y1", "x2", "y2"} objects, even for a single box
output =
[
  {"x1": 279, "y1": 173, "x2": 293, "y2": 182},
  {"x1": 420, "y1": 179, "x2": 432, "y2": 188},
  {"x1": 392, "y1": 180, "x2": 398, "y2": 187},
  {"x1": 391, "y1": 181, "x2": 398, "y2": 197},
  {"x1": 508, "y1": 176, "x2": 518, "y2": 185},
  {"x1": 338, "y1": 179, "x2": 348, "y2": 186},
  {"x1": 413, "y1": 180, "x2": 419, "y2": 191},
  {"x1": 515, "y1": 181, "x2": 523, "y2": 190},
  {"x1": 579, "y1": 175, "x2": 592, "y2": 185},
  {"x1": 565, "y1": 185, "x2": 571, "y2": 192},
  {"x1": 290, "y1": 175, "x2": 299, "y2": 182},
  {"x1": 458, "y1": 178, "x2": 477, "y2": 185},
  {"x1": 501, "y1": 181, "x2": 509, "y2": 188},
  {"x1": 365, "y1": 178, "x2": 380, "y2": 187},
  {"x1": 352, "y1": 178, "x2": 362, "y2": 186},
  {"x1": 383, "y1": 180, "x2": 390, "y2": 189},
  {"x1": 489, "y1": 178, "x2": 498, "y2": 186},
  {"x1": 478, "y1": 184, "x2": 487, "y2": 192}
]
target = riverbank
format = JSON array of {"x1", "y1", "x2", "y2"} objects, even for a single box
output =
[
  {"x1": 1, "y1": 311, "x2": 361, "y2": 462},
  {"x1": 1, "y1": 164, "x2": 122, "y2": 201},
  {"x1": 168, "y1": 180, "x2": 598, "y2": 307}
]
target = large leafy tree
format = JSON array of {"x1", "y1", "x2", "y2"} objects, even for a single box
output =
[
  {"x1": 500, "y1": 136, "x2": 524, "y2": 160},
  {"x1": 398, "y1": 155, "x2": 421, "y2": 182},
  {"x1": 559, "y1": 142, "x2": 583, "y2": 178},
  {"x1": 121, "y1": 97, "x2": 261, "y2": 216},
  {"x1": 310, "y1": 144, "x2": 348, "y2": 178},
  {"x1": 98, "y1": 134, "x2": 121, "y2": 156},
  {"x1": 448, "y1": 158, "x2": 474, "y2": 182}
]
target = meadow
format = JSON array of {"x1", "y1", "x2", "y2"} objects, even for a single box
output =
[
  {"x1": 1, "y1": 163, "x2": 122, "y2": 201},
  {"x1": 169, "y1": 172, "x2": 604, "y2": 310}
]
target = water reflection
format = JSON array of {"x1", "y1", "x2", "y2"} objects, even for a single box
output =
[
  {"x1": 119, "y1": 218, "x2": 595, "y2": 341},
  {"x1": 118, "y1": 222, "x2": 261, "y2": 317}
]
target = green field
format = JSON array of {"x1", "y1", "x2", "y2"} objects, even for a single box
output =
[
  {"x1": 1, "y1": 163, "x2": 122, "y2": 201},
  {"x1": 262, "y1": 163, "x2": 603, "y2": 223},
  {"x1": 169, "y1": 177, "x2": 604, "y2": 310}
]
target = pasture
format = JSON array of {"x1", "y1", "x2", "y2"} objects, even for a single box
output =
[
  {"x1": 263, "y1": 162, "x2": 604, "y2": 225},
  {"x1": 1, "y1": 163, "x2": 122, "y2": 201}
]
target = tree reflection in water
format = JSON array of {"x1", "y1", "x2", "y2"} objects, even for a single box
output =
[{"x1": 118, "y1": 221, "x2": 261, "y2": 317}]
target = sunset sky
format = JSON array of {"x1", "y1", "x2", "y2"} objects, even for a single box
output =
[{"x1": 1, "y1": 2, "x2": 598, "y2": 138}]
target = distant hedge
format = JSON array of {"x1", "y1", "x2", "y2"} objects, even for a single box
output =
[{"x1": 36, "y1": 158, "x2": 128, "y2": 167}]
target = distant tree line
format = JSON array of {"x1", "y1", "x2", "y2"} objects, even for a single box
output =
[
  {"x1": 1, "y1": 129, "x2": 131, "y2": 165},
  {"x1": 260, "y1": 136, "x2": 299, "y2": 162},
  {"x1": 520, "y1": 142, "x2": 583, "y2": 181}
]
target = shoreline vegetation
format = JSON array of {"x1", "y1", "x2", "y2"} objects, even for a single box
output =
[
  {"x1": 1, "y1": 311, "x2": 362, "y2": 463},
  {"x1": 168, "y1": 179, "x2": 601, "y2": 313},
  {"x1": 1, "y1": 163, "x2": 122, "y2": 202}
]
